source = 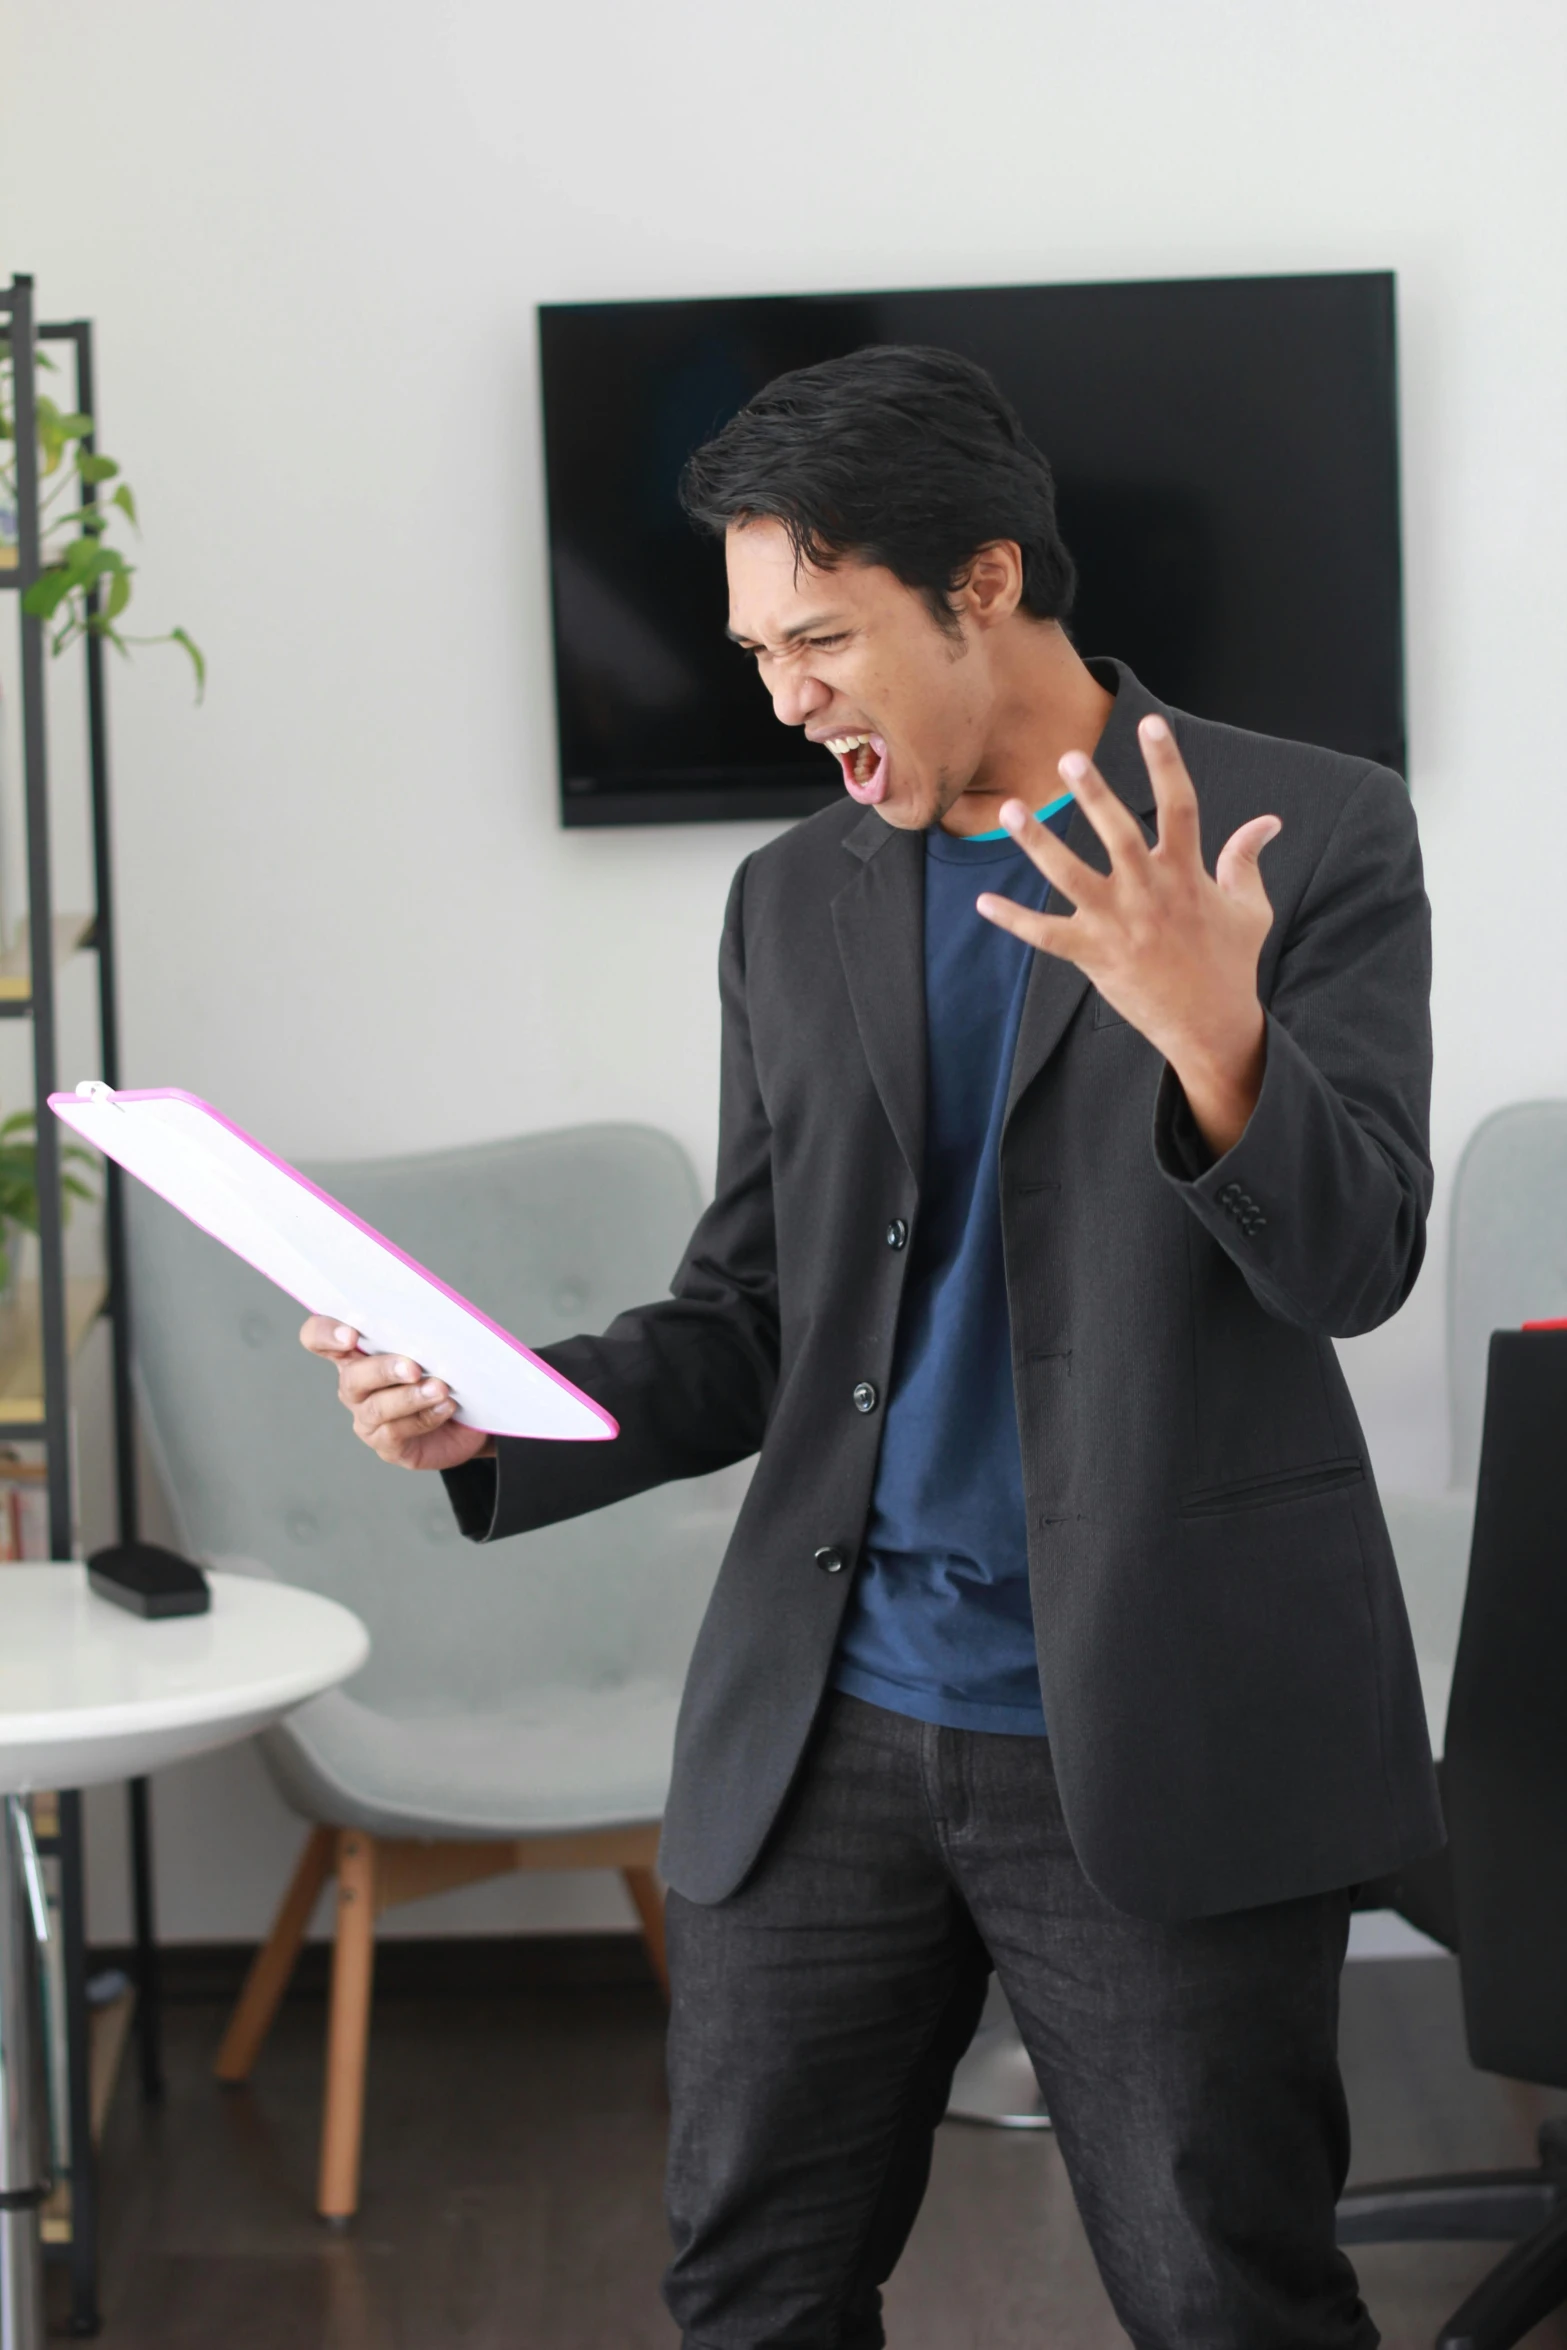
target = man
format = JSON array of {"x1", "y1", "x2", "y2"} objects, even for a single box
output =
[{"x1": 304, "y1": 345, "x2": 1441, "y2": 2348}]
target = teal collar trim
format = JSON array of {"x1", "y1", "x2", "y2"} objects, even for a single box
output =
[{"x1": 957, "y1": 788, "x2": 1074, "y2": 845}]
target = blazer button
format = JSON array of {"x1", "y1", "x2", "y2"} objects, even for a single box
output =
[
  {"x1": 852, "y1": 1382, "x2": 879, "y2": 1414},
  {"x1": 814, "y1": 1546, "x2": 846, "y2": 1574},
  {"x1": 885, "y1": 1218, "x2": 908, "y2": 1250}
]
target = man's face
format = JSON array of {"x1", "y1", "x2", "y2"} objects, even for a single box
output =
[{"x1": 725, "y1": 518, "x2": 998, "y2": 831}]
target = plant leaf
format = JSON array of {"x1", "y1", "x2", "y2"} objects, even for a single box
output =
[
  {"x1": 171, "y1": 626, "x2": 206, "y2": 701},
  {"x1": 22, "y1": 567, "x2": 74, "y2": 620},
  {"x1": 33, "y1": 396, "x2": 70, "y2": 475},
  {"x1": 110, "y1": 482, "x2": 139, "y2": 530},
  {"x1": 42, "y1": 507, "x2": 109, "y2": 536},
  {"x1": 76, "y1": 452, "x2": 119, "y2": 484},
  {"x1": 63, "y1": 538, "x2": 128, "y2": 589},
  {"x1": 103, "y1": 567, "x2": 132, "y2": 621},
  {"x1": 33, "y1": 400, "x2": 93, "y2": 444}
]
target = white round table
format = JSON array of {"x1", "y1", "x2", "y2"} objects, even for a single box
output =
[{"x1": 0, "y1": 1565, "x2": 368, "y2": 2350}]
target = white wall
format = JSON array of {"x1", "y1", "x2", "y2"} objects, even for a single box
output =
[{"x1": 2, "y1": 0, "x2": 1565, "y2": 1939}]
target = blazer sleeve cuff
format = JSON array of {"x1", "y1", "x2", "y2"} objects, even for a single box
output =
[
  {"x1": 1153, "y1": 1009, "x2": 1295, "y2": 1197},
  {"x1": 441, "y1": 1456, "x2": 500, "y2": 1542},
  {"x1": 1152, "y1": 1010, "x2": 1364, "y2": 1288},
  {"x1": 442, "y1": 1427, "x2": 625, "y2": 1543}
]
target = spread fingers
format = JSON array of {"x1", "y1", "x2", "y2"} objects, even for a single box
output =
[
  {"x1": 997, "y1": 800, "x2": 1101, "y2": 906},
  {"x1": 1056, "y1": 751, "x2": 1149, "y2": 866},
  {"x1": 975, "y1": 896, "x2": 1082, "y2": 962}
]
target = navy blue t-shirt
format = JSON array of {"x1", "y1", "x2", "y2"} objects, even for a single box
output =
[{"x1": 831, "y1": 799, "x2": 1073, "y2": 1736}]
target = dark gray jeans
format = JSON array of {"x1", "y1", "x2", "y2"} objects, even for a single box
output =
[{"x1": 663, "y1": 1692, "x2": 1374, "y2": 2350}]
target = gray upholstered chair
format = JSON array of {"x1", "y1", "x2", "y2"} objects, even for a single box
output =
[
  {"x1": 127, "y1": 1125, "x2": 746, "y2": 2221},
  {"x1": 1381, "y1": 1102, "x2": 1567, "y2": 1740}
]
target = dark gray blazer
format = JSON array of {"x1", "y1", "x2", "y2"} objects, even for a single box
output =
[{"x1": 448, "y1": 659, "x2": 1444, "y2": 1919}]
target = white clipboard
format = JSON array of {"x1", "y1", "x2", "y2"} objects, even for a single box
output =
[{"x1": 49, "y1": 1085, "x2": 617, "y2": 1444}]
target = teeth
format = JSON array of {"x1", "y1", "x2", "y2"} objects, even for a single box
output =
[{"x1": 826, "y1": 734, "x2": 871, "y2": 755}]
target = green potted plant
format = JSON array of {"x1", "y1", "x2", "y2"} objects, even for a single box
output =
[
  {"x1": 0, "y1": 334, "x2": 193, "y2": 1297},
  {"x1": 0, "y1": 338, "x2": 204, "y2": 694},
  {"x1": 0, "y1": 1112, "x2": 97, "y2": 1311}
]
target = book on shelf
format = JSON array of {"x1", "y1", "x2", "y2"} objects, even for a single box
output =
[{"x1": 0, "y1": 1444, "x2": 48, "y2": 1560}]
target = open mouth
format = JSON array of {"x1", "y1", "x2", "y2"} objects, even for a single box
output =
[{"x1": 824, "y1": 732, "x2": 889, "y2": 805}]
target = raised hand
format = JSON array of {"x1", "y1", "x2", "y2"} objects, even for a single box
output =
[
  {"x1": 976, "y1": 712, "x2": 1281, "y2": 1158},
  {"x1": 298, "y1": 1317, "x2": 496, "y2": 1471}
]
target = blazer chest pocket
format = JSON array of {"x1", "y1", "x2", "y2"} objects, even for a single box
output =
[
  {"x1": 1092, "y1": 992, "x2": 1129, "y2": 1029},
  {"x1": 1178, "y1": 1457, "x2": 1365, "y2": 1519}
]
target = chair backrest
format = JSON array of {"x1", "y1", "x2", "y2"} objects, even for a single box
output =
[
  {"x1": 127, "y1": 1124, "x2": 743, "y2": 1716},
  {"x1": 1447, "y1": 1101, "x2": 1567, "y2": 1485},
  {"x1": 1444, "y1": 1328, "x2": 1567, "y2": 2088}
]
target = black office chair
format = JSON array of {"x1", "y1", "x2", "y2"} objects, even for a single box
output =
[{"x1": 1338, "y1": 1327, "x2": 1567, "y2": 2350}]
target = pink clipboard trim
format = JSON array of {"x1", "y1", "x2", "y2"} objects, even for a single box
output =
[{"x1": 49, "y1": 1087, "x2": 619, "y2": 1442}]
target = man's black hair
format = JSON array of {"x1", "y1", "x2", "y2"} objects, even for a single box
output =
[{"x1": 678, "y1": 344, "x2": 1077, "y2": 633}]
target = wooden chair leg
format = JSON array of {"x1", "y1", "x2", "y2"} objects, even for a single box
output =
[
  {"x1": 317, "y1": 1829, "x2": 379, "y2": 2224},
  {"x1": 622, "y1": 1865, "x2": 670, "y2": 2001},
  {"x1": 214, "y1": 1824, "x2": 335, "y2": 2083}
]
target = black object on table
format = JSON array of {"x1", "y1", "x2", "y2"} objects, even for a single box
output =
[{"x1": 87, "y1": 1544, "x2": 210, "y2": 1621}]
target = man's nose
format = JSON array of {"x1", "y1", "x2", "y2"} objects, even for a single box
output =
[{"x1": 769, "y1": 669, "x2": 831, "y2": 729}]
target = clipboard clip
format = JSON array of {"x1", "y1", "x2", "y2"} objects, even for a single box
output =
[{"x1": 75, "y1": 1080, "x2": 123, "y2": 1110}]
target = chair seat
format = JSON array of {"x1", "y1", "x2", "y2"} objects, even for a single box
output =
[{"x1": 258, "y1": 1679, "x2": 680, "y2": 1841}]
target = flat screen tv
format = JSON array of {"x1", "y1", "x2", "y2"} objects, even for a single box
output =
[{"x1": 539, "y1": 272, "x2": 1403, "y2": 827}]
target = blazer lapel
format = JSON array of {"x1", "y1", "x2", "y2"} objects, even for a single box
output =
[
  {"x1": 832, "y1": 816, "x2": 927, "y2": 1183},
  {"x1": 1005, "y1": 660, "x2": 1163, "y2": 1127}
]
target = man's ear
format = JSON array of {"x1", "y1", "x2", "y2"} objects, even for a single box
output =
[{"x1": 956, "y1": 540, "x2": 1025, "y2": 630}]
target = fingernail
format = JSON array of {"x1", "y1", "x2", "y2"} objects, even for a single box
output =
[
  {"x1": 398, "y1": 1360, "x2": 417, "y2": 1381},
  {"x1": 1142, "y1": 715, "x2": 1170, "y2": 741},
  {"x1": 434, "y1": 1399, "x2": 455, "y2": 1416},
  {"x1": 1000, "y1": 800, "x2": 1026, "y2": 830},
  {"x1": 421, "y1": 1380, "x2": 442, "y2": 1400},
  {"x1": 1060, "y1": 751, "x2": 1089, "y2": 781},
  {"x1": 334, "y1": 1326, "x2": 353, "y2": 1347}
]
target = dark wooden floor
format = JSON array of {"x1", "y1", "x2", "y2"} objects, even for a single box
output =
[{"x1": 67, "y1": 1950, "x2": 1567, "y2": 2348}]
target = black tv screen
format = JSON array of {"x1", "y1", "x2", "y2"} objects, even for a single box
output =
[{"x1": 539, "y1": 272, "x2": 1403, "y2": 827}]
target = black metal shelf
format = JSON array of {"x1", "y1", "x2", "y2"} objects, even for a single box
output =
[{"x1": 3, "y1": 272, "x2": 151, "y2": 2339}]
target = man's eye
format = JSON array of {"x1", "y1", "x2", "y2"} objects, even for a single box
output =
[{"x1": 735, "y1": 636, "x2": 843, "y2": 661}]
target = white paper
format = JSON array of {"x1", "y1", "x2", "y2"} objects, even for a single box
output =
[{"x1": 50, "y1": 1087, "x2": 616, "y2": 1444}]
